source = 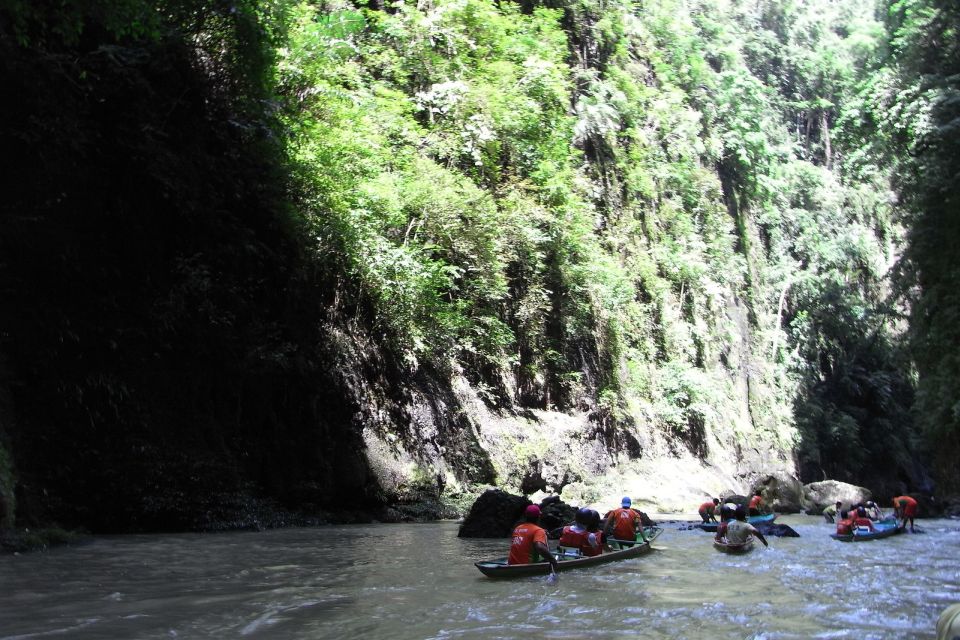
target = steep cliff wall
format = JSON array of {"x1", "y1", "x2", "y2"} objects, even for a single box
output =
[{"x1": 0, "y1": 0, "x2": 928, "y2": 534}]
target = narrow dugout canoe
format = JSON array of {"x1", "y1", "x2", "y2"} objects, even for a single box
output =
[
  {"x1": 475, "y1": 527, "x2": 662, "y2": 579},
  {"x1": 700, "y1": 513, "x2": 776, "y2": 532},
  {"x1": 713, "y1": 537, "x2": 755, "y2": 554},
  {"x1": 830, "y1": 522, "x2": 904, "y2": 542}
]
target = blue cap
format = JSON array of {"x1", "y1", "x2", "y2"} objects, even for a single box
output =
[{"x1": 621, "y1": 496, "x2": 631, "y2": 507}]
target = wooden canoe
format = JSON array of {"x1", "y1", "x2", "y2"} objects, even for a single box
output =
[
  {"x1": 475, "y1": 527, "x2": 662, "y2": 579},
  {"x1": 713, "y1": 537, "x2": 755, "y2": 554},
  {"x1": 700, "y1": 513, "x2": 776, "y2": 532},
  {"x1": 830, "y1": 522, "x2": 904, "y2": 542}
]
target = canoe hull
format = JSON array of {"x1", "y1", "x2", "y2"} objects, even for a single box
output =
[
  {"x1": 713, "y1": 538, "x2": 754, "y2": 554},
  {"x1": 831, "y1": 523, "x2": 904, "y2": 542},
  {"x1": 700, "y1": 513, "x2": 775, "y2": 532},
  {"x1": 475, "y1": 527, "x2": 662, "y2": 579}
]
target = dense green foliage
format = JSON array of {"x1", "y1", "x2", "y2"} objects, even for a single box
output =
[
  {"x1": 1, "y1": 0, "x2": 957, "y2": 532},
  {"x1": 877, "y1": 0, "x2": 960, "y2": 493}
]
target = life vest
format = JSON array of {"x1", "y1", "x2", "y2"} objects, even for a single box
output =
[
  {"x1": 609, "y1": 507, "x2": 640, "y2": 540},
  {"x1": 508, "y1": 523, "x2": 546, "y2": 565},
  {"x1": 699, "y1": 501, "x2": 715, "y2": 515},
  {"x1": 836, "y1": 519, "x2": 854, "y2": 535},
  {"x1": 852, "y1": 517, "x2": 874, "y2": 532},
  {"x1": 559, "y1": 525, "x2": 600, "y2": 556},
  {"x1": 749, "y1": 495, "x2": 762, "y2": 510}
]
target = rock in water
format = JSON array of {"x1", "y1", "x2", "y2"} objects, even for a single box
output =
[
  {"x1": 803, "y1": 480, "x2": 872, "y2": 513},
  {"x1": 458, "y1": 489, "x2": 529, "y2": 538}
]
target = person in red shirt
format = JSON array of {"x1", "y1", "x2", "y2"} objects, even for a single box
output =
[
  {"x1": 836, "y1": 510, "x2": 855, "y2": 535},
  {"x1": 559, "y1": 508, "x2": 602, "y2": 557},
  {"x1": 892, "y1": 495, "x2": 919, "y2": 532},
  {"x1": 604, "y1": 496, "x2": 646, "y2": 544},
  {"x1": 699, "y1": 498, "x2": 720, "y2": 523},
  {"x1": 748, "y1": 491, "x2": 764, "y2": 516},
  {"x1": 508, "y1": 505, "x2": 559, "y2": 574}
]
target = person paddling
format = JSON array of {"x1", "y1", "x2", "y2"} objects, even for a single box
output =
[
  {"x1": 508, "y1": 505, "x2": 559, "y2": 575},
  {"x1": 604, "y1": 496, "x2": 646, "y2": 545},
  {"x1": 748, "y1": 491, "x2": 764, "y2": 516},
  {"x1": 716, "y1": 506, "x2": 768, "y2": 547}
]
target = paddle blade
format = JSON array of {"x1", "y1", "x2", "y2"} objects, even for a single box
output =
[{"x1": 546, "y1": 571, "x2": 559, "y2": 584}]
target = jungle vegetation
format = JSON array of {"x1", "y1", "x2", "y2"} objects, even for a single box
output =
[{"x1": 0, "y1": 0, "x2": 957, "y2": 530}]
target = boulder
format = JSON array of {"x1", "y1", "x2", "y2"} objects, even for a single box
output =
[
  {"x1": 938, "y1": 495, "x2": 960, "y2": 519},
  {"x1": 803, "y1": 480, "x2": 871, "y2": 512},
  {"x1": 752, "y1": 472, "x2": 806, "y2": 513},
  {"x1": 539, "y1": 495, "x2": 576, "y2": 532},
  {"x1": 457, "y1": 489, "x2": 529, "y2": 538}
]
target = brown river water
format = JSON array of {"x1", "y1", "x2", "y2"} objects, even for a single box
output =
[{"x1": 1, "y1": 515, "x2": 958, "y2": 639}]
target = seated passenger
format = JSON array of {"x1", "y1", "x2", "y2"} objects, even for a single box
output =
[
  {"x1": 864, "y1": 501, "x2": 883, "y2": 521},
  {"x1": 716, "y1": 507, "x2": 768, "y2": 547},
  {"x1": 603, "y1": 496, "x2": 645, "y2": 544},
  {"x1": 852, "y1": 506, "x2": 875, "y2": 532},
  {"x1": 509, "y1": 505, "x2": 559, "y2": 575},
  {"x1": 558, "y1": 508, "x2": 601, "y2": 557},
  {"x1": 836, "y1": 510, "x2": 855, "y2": 535},
  {"x1": 585, "y1": 509, "x2": 610, "y2": 553}
]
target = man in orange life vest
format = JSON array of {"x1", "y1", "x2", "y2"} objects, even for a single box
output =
[
  {"x1": 559, "y1": 508, "x2": 602, "y2": 557},
  {"x1": 748, "y1": 491, "x2": 764, "y2": 516},
  {"x1": 892, "y1": 495, "x2": 918, "y2": 532},
  {"x1": 835, "y1": 509, "x2": 855, "y2": 536},
  {"x1": 604, "y1": 496, "x2": 646, "y2": 543},
  {"x1": 508, "y1": 505, "x2": 559, "y2": 573}
]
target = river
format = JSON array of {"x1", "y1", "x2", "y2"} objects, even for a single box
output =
[{"x1": 1, "y1": 515, "x2": 958, "y2": 639}]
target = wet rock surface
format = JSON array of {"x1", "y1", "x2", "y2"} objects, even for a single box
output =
[
  {"x1": 457, "y1": 489, "x2": 530, "y2": 538},
  {"x1": 803, "y1": 480, "x2": 872, "y2": 513},
  {"x1": 753, "y1": 472, "x2": 806, "y2": 513}
]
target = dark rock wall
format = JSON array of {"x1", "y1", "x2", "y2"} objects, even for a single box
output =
[{"x1": 0, "y1": 33, "x2": 499, "y2": 533}]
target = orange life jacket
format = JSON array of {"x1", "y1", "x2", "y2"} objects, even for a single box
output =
[
  {"x1": 559, "y1": 526, "x2": 600, "y2": 556},
  {"x1": 608, "y1": 507, "x2": 641, "y2": 540},
  {"x1": 508, "y1": 523, "x2": 547, "y2": 565}
]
